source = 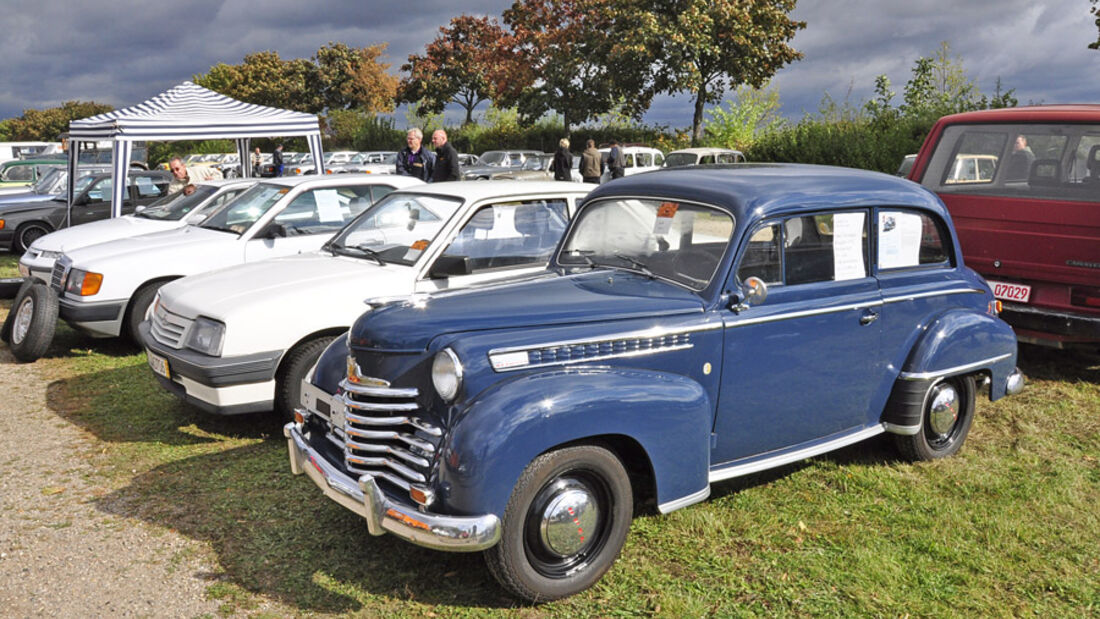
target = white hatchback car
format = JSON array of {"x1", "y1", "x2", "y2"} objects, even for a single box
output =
[
  {"x1": 18, "y1": 178, "x2": 257, "y2": 284},
  {"x1": 141, "y1": 181, "x2": 590, "y2": 417},
  {"x1": 599, "y1": 146, "x2": 665, "y2": 182},
  {"x1": 47, "y1": 174, "x2": 424, "y2": 346}
]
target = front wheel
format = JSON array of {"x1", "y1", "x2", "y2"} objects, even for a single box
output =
[
  {"x1": 274, "y1": 335, "x2": 338, "y2": 421},
  {"x1": 894, "y1": 375, "x2": 976, "y2": 461},
  {"x1": 485, "y1": 444, "x2": 633, "y2": 602},
  {"x1": 125, "y1": 282, "x2": 167, "y2": 346},
  {"x1": 15, "y1": 223, "x2": 51, "y2": 254},
  {"x1": 8, "y1": 282, "x2": 59, "y2": 362}
]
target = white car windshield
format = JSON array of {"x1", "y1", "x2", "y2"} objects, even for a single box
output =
[
  {"x1": 325, "y1": 193, "x2": 463, "y2": 265},
  {"x1": 137, "y1": 185, "x2": 219, "y2": 220},
  {"x1": 200, "y1": 183, "x2": 287, "y2": 235},
  {"x1": 559, "y1": 199, "x2": 735, "y2": 290}
]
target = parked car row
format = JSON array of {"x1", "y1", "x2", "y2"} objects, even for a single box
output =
[{"x1": 2, "y1": 158, "x2": 1026, "y2": 602}]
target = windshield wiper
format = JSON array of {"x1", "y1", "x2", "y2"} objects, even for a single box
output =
[
  {"x1": 324, "y1": 240, "x2": 386, "y2": 266},
  {"x1": 612, "y1": 252, "x2": 656, "y2": 278},
  {"x1": 563, "y1": 249, "x2": 599, "y2": 269}
]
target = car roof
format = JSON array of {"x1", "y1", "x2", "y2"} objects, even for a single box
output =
[
  {"x1": 383, "y1": 180, "x2": 591, "y2": 202},
  {"x1": 259, "y1": 173, "x2": 425, "y2": 189},
  {"x1": 667, "y1": 147, "x2": 744, "y2": 155},
  {"x1": 583, "y1": 164, "x2": 945, "y2": 223},
  {"x1": 936, "y1": 104, "x2": 1100, "y2": 124}
]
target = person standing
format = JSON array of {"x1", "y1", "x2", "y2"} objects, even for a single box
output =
[
  {"x1": 396, "y1": 128, "x2": 436, "y2": 182},
  {"x1": 273, "y1": 144, "x2": 284, "y2": 177},
  {"x1": 552, "y1": 138, "x2": 573, "y2": 181},
  {"x1": 580, "y1": 139, "x2": 603, "y2": 184},
  {"x1": 250, "y1": 147, "x2": 262, "y2": 177},
  {"x1": 606, "y1": 139, "x2": 625, "y2": 180},
  {"x1": 430, "y1": 129, "x2": 460, "y2": 182}
]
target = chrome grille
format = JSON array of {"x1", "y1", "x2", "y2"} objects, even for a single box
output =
[
  {"x1": 337, "y1": 377, "x2": 441, "y2": 493},
  {"x1": 149, "y1": 302, "x2": 194, "y2": 349},
  {"x1": 50, "y1": 255, "x2": 72, "y2": 293}
]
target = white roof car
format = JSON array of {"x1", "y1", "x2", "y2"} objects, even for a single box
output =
[
  {"x1": 663, "y1": 148, "x2": 745, "y2": 167},
  {"x1": 141, "y1": 180, "x2": 590, "y2": 417},
  {"x1": 599, "y1": 145, "x2": 665, "y2": 182},
  {"x1": 18, "y1": 178, "x2": 257, "y2": 284},
  {"x1": 48, "y1": 174, "x2": 425, "y2": 345}
]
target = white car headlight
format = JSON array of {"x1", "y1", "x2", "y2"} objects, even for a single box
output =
[
  {"x1": 431, "y1": 348, "x2": 463, "y2": 402},
  {"x1": 185, "y1": 317, "x2": 225, "y2": 356}
]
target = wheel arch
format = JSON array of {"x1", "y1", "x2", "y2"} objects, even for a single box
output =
[
  {"x1": 123, "y1": 276, "x2": 181, "y2": 323},
  {"x1": 438, "y1": 367, "x2": 712, "y2": 518},
  {"x1": 274, "y1": 326, "x2": 349, "y2": 376}
]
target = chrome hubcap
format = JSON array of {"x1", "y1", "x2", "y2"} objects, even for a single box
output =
[
  {"x1": 12, "y1": 295, "x2": 34, "y2": 345},
  {"x1": 928, "y1": 383, "x2": 960, "y2": 436},
  {"x1": 539, "y1": 480, "x2": 600, "y2": 558}
]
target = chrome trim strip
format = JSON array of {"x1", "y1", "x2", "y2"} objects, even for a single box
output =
[
  {"x1": 883, "y1": 422, "x2": 920, "y2": 436},
  {"x1": 898, "y1": 353, "x2": 1013, "y2": 381},
  {"x1": 657, "y1": 486, "x2": 711, "y2": 514},
  {"x1": 881, "y1": 287, "x2": 984, "y2": 304},
  {"x1": 341, "y1": 396, "x2": 419, "y2": 412},
  {"x1": 726, "y1": 301, "x2": 882, "y2": 328},
  {"x1": 708, "y1": 425, "x2": 886, "y2": 483},
  {"x1": 488, "y1": 322, "x2": 720, "y2": 372},
  {"x1": 286, "y1": 422, "x2": 500, "y2": 552},
  {"x1": 339, "y1": 378, "x2": 418, "y2": 399}
]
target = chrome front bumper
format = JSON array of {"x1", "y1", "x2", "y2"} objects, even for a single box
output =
[{"x1": 284, "y1": 422, "x2": 501, "y2": 552}]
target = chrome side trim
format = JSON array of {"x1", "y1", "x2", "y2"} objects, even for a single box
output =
[
  {"x1": 286, "y1": 422, "x2": 500, "y2": 552},
  {"x1": 488, "y1": 322, "x2": 721, "y2": 372},
  {"x1": 708, "y1": 425, "x2": 886, "y2": 483},
  {"x1": 881, "y1": 287, "x2": 983, "y2": 304},
  {"x1": 726, "y1": 301, "x2": 882, "y2": 328},
  {"x1": 883, "y1": 422, "x2": 920, "y2": 436},
  {"x1": 340, "y1": 378, "x2": 419, "y2": 399},
  {"x1": 657, "y1": 486, "x2": 711, "y2": 514},
  {"x1": 898, "y1": 353, "x2": 1013, "y2": 381}
]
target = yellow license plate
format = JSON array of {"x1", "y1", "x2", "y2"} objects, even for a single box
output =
[{"x1": 146, "y1": 350, "x2": 170, "y2": 378}]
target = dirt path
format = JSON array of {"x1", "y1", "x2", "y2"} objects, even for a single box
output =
[{"x1": 0, "y1": 341, "x2": 224, "y2": 617}]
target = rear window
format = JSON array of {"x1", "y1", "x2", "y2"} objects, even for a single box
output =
[{"x1": 919, "y1": 122, "x2": 1100, "y2": 203}]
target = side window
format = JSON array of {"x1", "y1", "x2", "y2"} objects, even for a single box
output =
[
  {"x1": 623, "y1": 154, "x2": 635, "y2": 168},
  {"x1": 273, "y1": 188, "x2": 362, "y2": 235},
  {"x1": 370, "y1": 185, "x2": 394, "y2": 203},
  {"x1": 85, "y1": 179, "x2": 112, "y2": 203},
  {"x1": 638, "y1": 153, "x2": 653, "y2": 167},
  {"x1": 737, "y1": 212, "x2": 869, "y2": 286},
  {"x1": 700, "y1": 155, "x2": 715, "y2": 165},
  {"x1": 132, "y1": 175, "x2": 164, "y2": 197},
  {"x1": 443, "y1": 200, "x2": 569, "y2": 271},
  {"x1": 654, "y1": 153, "x2": 664, "y2": 166},
  {"x1": 737, "y1": 224, "x2": 782, "y2": 284},
  {"x1": 7, "y1": 165, "x2": 34, "y2": 181},
  {"x1": 877, "y1": 210, "x2": 949, "y2": 270}
]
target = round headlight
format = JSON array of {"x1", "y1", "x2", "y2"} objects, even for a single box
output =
[{"x1": 431, "y1": 348, "x2": 463, "y2": 402}]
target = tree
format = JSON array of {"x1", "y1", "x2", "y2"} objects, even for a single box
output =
[
  {"x1": 400, "y1": 15, "x2": 509, "y2": 125},
  {"x1": 499, "y1": 0, "x2": 654, "y2": 132},
  {"x1": 7, "y1": 101, "x2": 114, "y2": 141},
  {"x1": 195, "y1": 51, "x2": 322, "y2": 113},
  {"x1": 644, "y1": 0, "x2": 804, "y2": 145},
  {"x1": 315, "y1": 42, "x2": 399, "y2": 114},
  {"x1": 1092, "y1": 0, "x2": 1100, "y2": 50},
  {"x1": 898, "y1": 42, "x2": 1014, "y2": 117},
  {"x1": 704, "y1": 83, "x2": 785, "y2": 150}
]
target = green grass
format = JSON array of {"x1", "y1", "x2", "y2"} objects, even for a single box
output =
[{"x1": 3, "y1": 251, "x2": 1099, "y2": 616}]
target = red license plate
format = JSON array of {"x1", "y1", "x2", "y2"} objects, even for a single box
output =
[{"x1": 988, "y1": 280, "x2": 1031, "y2": 303}]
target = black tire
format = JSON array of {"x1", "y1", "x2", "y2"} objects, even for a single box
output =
[
  {"x1": 485, "y1": 444, "x2": 633, "y2": 602},
  {"x1": 15, "y1": 223, "x2": 51, "y2": 254},
  {"x1": 894, "y1": 375, "x2": 976, "y2": 461},
  {"x1": 8, "y1": 282, "x2": 59, "y2": 363},
  {"x1": 125, "y1": 281, "x2": 166, "y2": 346},
  {"x1": 2, "y1": 279, "x2": 36, "y2": 344},
  {"x1": 274, "y1": 335, "x2": 338, "y2": 421}
]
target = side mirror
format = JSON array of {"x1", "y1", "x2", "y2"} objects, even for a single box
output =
[
  {"x1": 74, "y1": 194, "x2": 90, "y2": 206},
  {"x1": 732, "y1": 276, "x2": 768, "y2": 312},
  {"x1": 258, "y1": 222, "x2": 287, "y2": 239},
  {"x1": 407, "y1": 208, "x2": 420, "y2": 231},
  {"x1": 428, "y1": 254, "x2": 472, "y2": 278},
  {"x1": 134, "y1": 205, "x2": 146, "y2": 213}
]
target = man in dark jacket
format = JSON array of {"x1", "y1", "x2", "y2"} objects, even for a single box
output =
[
  {"x1": 606, "y1": 139, "x2": 625, "y2": 179},
  {"x1": 396, "y1": 128, "x2": 435, "y2": 182},
  {"x1": 552, "y1": 138, "x2": 573, "y2": 181},
  {"x1": 430, "y1": 129, "x2": 461, "y2": 182},
  {"x1": 273, "y1": 144, "x2": 284, "y2": 177}
]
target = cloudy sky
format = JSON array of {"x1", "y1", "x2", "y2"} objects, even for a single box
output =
[{"x1": 1, "y1": 0, "x2": 1096, "y2": 130}]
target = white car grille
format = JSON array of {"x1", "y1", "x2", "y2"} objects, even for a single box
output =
[{"x1": 150, "y1": 302, "x2": 194, "y2": 349}]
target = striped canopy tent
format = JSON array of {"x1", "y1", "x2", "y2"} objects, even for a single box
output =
[{"x1": 66, "y1": 81, "x2": 325, "y2": 217}]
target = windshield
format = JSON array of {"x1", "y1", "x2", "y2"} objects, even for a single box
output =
[
  {"x1": 326, "y1": 192, "x2": 463, "y2": 265},
  {"x1": 200, "y1": 183, "x2": 287, "y2": 234},
  {"x1": 664, "y1": 153, "x2": 699, "y2": 167},
  {"x1": 32, "y1": 168, "x2": 63, "y2": 194},
  {"x1": 559, "y1": 199, "x2": 735, "y2": 290},
  {"x1": 477, "y1": 152, "x2": 510, "y2": 167},
  {"x1": 138, "y1": 185, "x2": 218, "y2": 220}
]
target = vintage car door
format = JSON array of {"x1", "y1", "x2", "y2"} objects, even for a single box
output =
[{"x1": 712, "y1": 210, "x2": 884, "y2": 466}]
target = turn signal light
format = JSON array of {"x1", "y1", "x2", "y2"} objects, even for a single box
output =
[
  {"x1": 1071, "y1": 287, "x2": 1100, "y2": 309},
  {"x1": 81, "y1": 272, "x2": 103, "y2": 296},
  {"x1": 0, "y1": 220, "x2": 5, "y2": 230},
  {"x1": 293, "y1": 409, "x2": 305, "y2": 424}
]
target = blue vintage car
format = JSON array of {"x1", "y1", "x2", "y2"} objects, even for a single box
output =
[{"x1": 285, "y1": 164, "x2": 1024, "y2": 601}]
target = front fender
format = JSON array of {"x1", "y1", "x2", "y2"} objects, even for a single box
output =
[
  {"x1": 438, "y1": 367, "x2": 712, "y2": 518},
  {"x1": 901, "y1": 309, "x2": 1018, "y2": 399}
]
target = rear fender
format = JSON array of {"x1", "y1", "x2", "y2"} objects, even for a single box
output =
[{"x1": 438, "y1": 367, "x2": 712, "y2": 518}]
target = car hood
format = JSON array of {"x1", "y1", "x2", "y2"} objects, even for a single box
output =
[
  {"x1": 33, "y1": 215, "x2": 183, "y2": 253},
  {"x1": 159, "y1": 250, "x2": 408, "y2": 320},
  {"x1": 463, "y1": 165, "x2": 521, "y2": 176},
  {"x1": 0, "y1": 192, "x2": 53, "y2": 205},
  {"x1": 350, "y1": 270, "x2": 706, "y2": 352},
  {"x1": 0, "y1": 200, "x2": 60, "y2": 216},
  {"x1": 64, "y1": 225, "x2": 235, "y2": 267}
]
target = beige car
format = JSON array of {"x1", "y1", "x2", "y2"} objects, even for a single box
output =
[{"x1": 944, "y1": 154, "x2": 998, "y2": 184}]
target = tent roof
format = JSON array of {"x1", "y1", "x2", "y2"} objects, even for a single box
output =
[{"x1": 68, "y1": 81, "x2": 321, "y2": 141}]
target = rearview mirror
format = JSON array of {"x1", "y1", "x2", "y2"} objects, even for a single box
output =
[{"x1": 731, "y1": 276, "x2": 768, "y2": 312}]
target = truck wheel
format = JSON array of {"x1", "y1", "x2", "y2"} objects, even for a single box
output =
[
  {"x1": 15, "y1": 223, "x2": 51, "y2": 254},
  {"x1": 275, "y1": 335, "x2": 338, "y2": 421},
  {"x1": 894, "y1": 375, "x2": 975, "y2": 461},
  {"x1": 8, "y1": 282, "x2": 59, "y2": 362},
  {"x1": 125, "y1": 282, "x2": 166, "y2": 346},
  {"x1": 485, "y1": 444, "x2": 633, "y2": 602},
  {"x1": 2, "y1": 279, "x2": 35, "y2": 344}
]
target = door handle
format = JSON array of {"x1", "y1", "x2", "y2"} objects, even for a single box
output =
[{"x1": 859, "y1": 310, "x2": 879, "y2": 326}]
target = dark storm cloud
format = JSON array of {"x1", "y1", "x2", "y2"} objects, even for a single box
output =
[{"x1": 1, "y1": 0, "x2": 1095, "y2": 131}]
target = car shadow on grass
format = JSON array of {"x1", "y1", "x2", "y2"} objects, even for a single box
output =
[
  {"x1": 95, "y1": 440, "x2": 521, "y2": 613},
  {"x1": 1017, "y1": 344, "x2": 1100, "y2": 384}
]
